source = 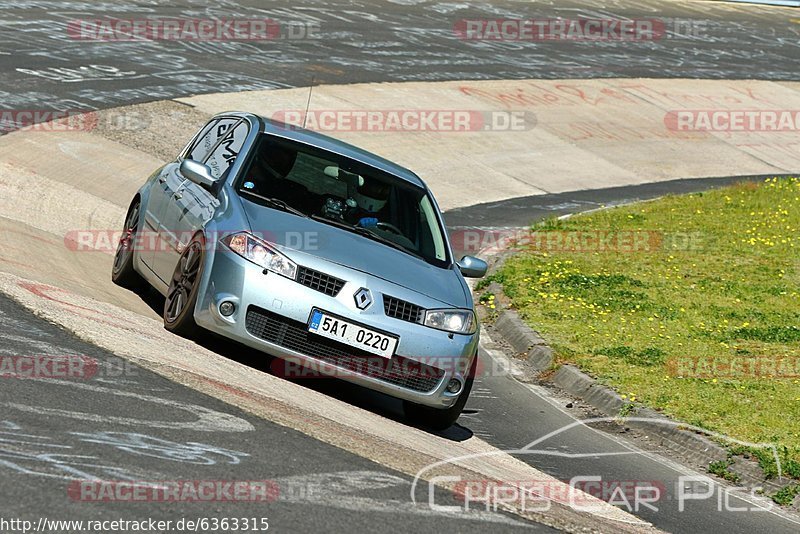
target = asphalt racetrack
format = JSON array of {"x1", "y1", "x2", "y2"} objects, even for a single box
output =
[{"x1": 0, "y1": 1, "x2": 799, "y2": 533}]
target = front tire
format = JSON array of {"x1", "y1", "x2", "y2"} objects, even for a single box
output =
[
  {"x1": 112, "y1": 199, "x2": 146, "y2": 290},
  {"x1": 403, "y1": 354, "x2": 477, "y2": 431},
  {"x1": 163, "y1": 234, "x2": 206, "y2": 337}
]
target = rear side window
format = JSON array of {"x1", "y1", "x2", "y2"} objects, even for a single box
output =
[
  {"x1": 186, "y1": 118, "x2": 238, "y2": 162},
  {"x1": 205, "y1": 120, "x2": 250, "y2": 179}
]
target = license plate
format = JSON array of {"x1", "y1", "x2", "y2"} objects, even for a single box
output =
[{"x1": 308, "y1": 310, "x2": 398, "y2": 359}]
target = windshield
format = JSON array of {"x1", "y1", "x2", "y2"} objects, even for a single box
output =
[{"x1": 236, "y1": 134, "x2": 450, "y2": 267}]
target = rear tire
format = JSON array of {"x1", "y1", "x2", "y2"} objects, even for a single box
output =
[
  {"x1": 403, "y1": 354, "x2": 477, "y2": 431},
  {"x1": 163, "y1": 234, "x2": 206, "y2": 338},
  {"x1": 111, "y1": 199, "x2": 146, "y2": 291}
]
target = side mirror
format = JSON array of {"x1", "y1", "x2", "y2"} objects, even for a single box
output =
[
  {"x1": 457, "y1": 255, "x2": 488, "y2": 278},
  {"x1": 180, "y1": 159, "x2": 217, "y2": 189}
]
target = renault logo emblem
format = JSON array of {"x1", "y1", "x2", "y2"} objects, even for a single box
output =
[{"x1": 354, "y1": 288, "x2": 373, "y2": 310}]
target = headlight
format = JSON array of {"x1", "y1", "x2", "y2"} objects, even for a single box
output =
[
  {"x1": 222, "y1": 232, "x2": 297, "y2": 279},
  {"x1": 423, "y1": 309, "x2": 476, "y2": 334}
]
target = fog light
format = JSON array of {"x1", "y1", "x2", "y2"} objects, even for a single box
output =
[
  {"x1": 219, "y1": 301, "x2": 236, "y2": 317},
  {"x1": 446, "y1": 378, "x2": 462, "y2": 394}
]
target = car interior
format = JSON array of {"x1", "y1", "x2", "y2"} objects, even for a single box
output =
[{"x1": 236, "y1": 135, "x2": 449, "y2": 266}]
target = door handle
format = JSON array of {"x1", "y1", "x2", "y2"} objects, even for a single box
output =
[
  {"x1": 158, "y1": 175, "x2": 167, "y2": 184},
  {"x1": 174, "y1": 191, "x2": 183, "y2": 200}
]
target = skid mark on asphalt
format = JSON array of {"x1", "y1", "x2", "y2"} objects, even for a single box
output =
[
  {"x1": 471, "y1": 385, "x2": 499, "y2": 400},
  {"x1": 69, "y1": 432, "x2": 250, "y2": 465},
  {"x1": 0, "y1": 319, "x2": 529, "y2": 528},
  {"x1": 0, "y1": 311, "x2": 254, "y2": 492},
  {"x1": 3, "y1": 379, "x2": 254, "y2": 433},
  {"x1": 0, "y1": 0, "x2": 798, "y2": 119},
  {"x1": 0, "y1": 420, "x2": 169, "y2": 482},
  {"x1": 0, "y1": 417, "x2": 529, "y2": 524}
]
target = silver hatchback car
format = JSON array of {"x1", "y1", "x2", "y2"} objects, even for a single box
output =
[{"x1": 112, "y1": 112, "x2": 487, "y2": 429}]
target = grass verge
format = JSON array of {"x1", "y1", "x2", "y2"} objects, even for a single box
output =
[{"x1": 481, "y1": 177, "x2": 800, "y2": 500}]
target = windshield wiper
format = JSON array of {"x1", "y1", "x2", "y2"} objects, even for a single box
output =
[
  {"x1": 239, "y1": 189, "x2": 308, "y2": 218},
  {"x1": 358, "y1": 227, "x2": 424, "y2": 260},
  {"x1": 311, "y1": 214, "x2": 424, "y2": 260}
]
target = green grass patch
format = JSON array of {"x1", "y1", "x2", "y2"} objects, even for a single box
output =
[
  {"x1": 708, "y1": 460, "x2": 742, "y2": 484},
  {"x1": 488, "y1": 177, "x2": 800, "y2": 473},
  {"x1": 772, "y1": 484, "x2": 800, "y2": 506}
]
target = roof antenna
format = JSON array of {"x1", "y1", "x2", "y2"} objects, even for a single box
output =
[{"x1": 302, "y1": 76, "x2": 315, "y2": 129}]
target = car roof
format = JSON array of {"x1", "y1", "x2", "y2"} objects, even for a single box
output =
[{"x1": 220, "y1": 112, "x2": 427, "y2": 189}]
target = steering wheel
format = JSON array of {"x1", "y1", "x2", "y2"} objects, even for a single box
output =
[{"x1": 376, "y1": 222, "x2": 404, "y2": 236}]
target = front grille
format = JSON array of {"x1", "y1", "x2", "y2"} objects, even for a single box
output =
[
  {"x1": 383, "y1": 295, "x2": 425, "y2": 324},
  {"x1": 296, "y1": 266, "x2": 345, "y2": 297},
  {"x1": 245, "y1": 306, "x2": 444, "y2": 393}
]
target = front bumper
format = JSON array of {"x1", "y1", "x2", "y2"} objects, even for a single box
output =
[{"x1": 194, "y1": 245, "x2": 478, "y2": 409}]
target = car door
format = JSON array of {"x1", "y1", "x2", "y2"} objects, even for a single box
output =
[
  {"x1": 142, "y1": 119, "x2": 220, "y2": 273},
  {"x1": 151, "y1": 118, "x2": 247, "y2": 282},
  {"x1": 148, "y1": 118, "x2": 234, "y2": 281},
  {"x1": 141, "y1": 164, "x2": 185, "y2": 273}
]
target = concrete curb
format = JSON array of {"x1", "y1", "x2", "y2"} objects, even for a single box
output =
[{"x1": 493, "y1": 309, "x2": 553, "y2": 371}]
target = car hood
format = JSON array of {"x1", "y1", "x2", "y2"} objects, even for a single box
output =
[{"x1": 239, "y1": 198, "x2": 467, "y2": 308}]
